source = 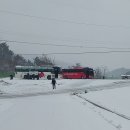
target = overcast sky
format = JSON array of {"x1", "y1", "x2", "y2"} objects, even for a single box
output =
[{"x1": 0, "y1": 0, "x2": 130, "y2": 70}]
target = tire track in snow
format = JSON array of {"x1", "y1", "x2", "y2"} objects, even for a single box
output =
[
  {"x1": 73, "y1": 96, "x2": 122, "y2": 130},
  {"x1": 75, "y1": 94, "x2": 130, "y2": 121}
]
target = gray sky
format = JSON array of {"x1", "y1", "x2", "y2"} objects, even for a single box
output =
[{"x1": 0, "y1": 0, "x2": 130, "y2": 70}]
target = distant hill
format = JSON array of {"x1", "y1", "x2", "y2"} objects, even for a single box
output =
[
  {"x1": 106, "y1": 68, "x2": 130, "y2": 79},
  {"x1": 126, "y1": 71, "x2": 130, "y2": 75}
]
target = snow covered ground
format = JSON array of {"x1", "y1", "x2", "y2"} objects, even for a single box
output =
[{"x1": 0, "y1": 78, "x2": 130, "y2": 130}]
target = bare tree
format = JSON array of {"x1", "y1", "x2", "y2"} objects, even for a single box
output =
[
  {"x1": 95, "y1": 67, "x2": 103, "y2": 79},
  {"x1": 33, "y1": 55, "x2": 54, "y2": 66},
  {"x1": 95, "y1": 66, "x2": 108, "y2": 79}
]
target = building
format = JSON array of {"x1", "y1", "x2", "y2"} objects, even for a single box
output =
[{"x1": 121, "y1": 71, "x2": 130, "y2": 79}]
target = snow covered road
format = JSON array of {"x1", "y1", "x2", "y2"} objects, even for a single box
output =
[
  {"x1": 0, "y1": 93, "x2": 125, "y2": 130},
  {"x1": 0, "y1": 78, "x2": 130, "y2": 130}
]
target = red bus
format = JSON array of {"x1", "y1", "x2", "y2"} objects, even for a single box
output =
[{"x1": 62, "y1": 67, "x2": 94, "y2": 79}]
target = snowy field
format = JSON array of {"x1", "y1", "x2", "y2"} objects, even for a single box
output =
[{"x1": 0, "y1": 78, "x2": 130, "y2": 130}]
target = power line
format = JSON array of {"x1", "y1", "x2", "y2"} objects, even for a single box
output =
[
  {"x1": 18, "y1": 50, "x2": 130, "y2": 56},
  {"x1": 0, "y1": 9, "x2": 130, "y2": 29},
  {"x1": 1, "y1": 39, "x2": 130, "y2": 50},
  {"x1": 0, "y1": 28, "x2": 130, "y2": 45}
]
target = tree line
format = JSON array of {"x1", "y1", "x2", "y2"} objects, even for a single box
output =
[{"x1": 0, "y1": 42, "x2": 54, "y2": 72}]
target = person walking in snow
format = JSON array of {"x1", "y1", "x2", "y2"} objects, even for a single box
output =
[
  {"x1": 51, "y1": 78, "x2": 56, "y2": 89},
  {"x1": 10, "y1": 74, "x2": 13, "y2": 80}
]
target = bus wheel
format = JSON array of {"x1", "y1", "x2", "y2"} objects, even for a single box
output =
[
  {"x1": 36, "y1": 75, "x2": 39, "y2": 80},
  {"x1": 24, "y1": 75, "x2": 27, "y2": 79},
  {"x1": 47, "y1": 75, "x2": 51, "y2": 80}
]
